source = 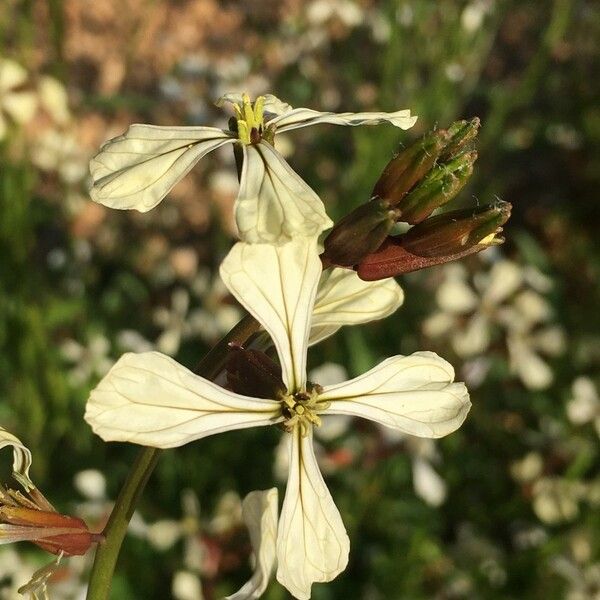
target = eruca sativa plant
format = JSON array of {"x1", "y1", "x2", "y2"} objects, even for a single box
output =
[{"x1": 5, "y1": 93, "x2": 510, "y2": 599}]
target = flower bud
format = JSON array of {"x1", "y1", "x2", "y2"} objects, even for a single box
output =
[
  {"x1": 372, "y1": 130, "x2": 450, "y2": 206},
  {"x1": 401, "y1": 201, "x2": 511, "y2": 257},
  {"x1": 398, "y1": 150, "x2": 477, "y2": 224},
  {"x1": 440, "y1": 117, "x2": 480, "y2": 160},
  {"x1": 322, "y1": 198, "x2": 396, "y2": 267},
  {"x1": 356, "y1": 201, "x2": 511, "y2": 281},
  {"x1": 225, "y1": 344, "x2": 285, "y2": 399},
  {"x1": 0, "y1": 486, "x2": 99, "y2": 556}
]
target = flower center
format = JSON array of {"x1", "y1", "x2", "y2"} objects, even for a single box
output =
[
  {"x1": 230, "y1": 93, "x2": 274, "y2": 145},
  {"x1": 280, "y1": 384, "x2": 328, "y2": 436}
]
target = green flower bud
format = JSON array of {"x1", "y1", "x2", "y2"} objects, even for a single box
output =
[
  {"x1": 371, "y1": 129, "x2": 450, "y2": 206},
  {"x1": 398, "y1": 150, "x2": 477, "y2": 224},
  {"x1": 322, "y1": 197, "x2": 397, "y2": 267},
  {"x1": 440, "y1": 117, "x2": 480, "y2": 160}
]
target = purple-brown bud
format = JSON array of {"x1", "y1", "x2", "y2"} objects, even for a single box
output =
[
  {"x1": 0, "y1": 486, "x2": 101, "y2": 556},
  {"x1": 356, "y1": 201, "x2": 512, "y2": 281},
  {"x1": 225, "y1": 344, "x2": 285, "y2": 399},
  {"x1": 322, "y1": 198, "x2": 396, "y2": 267},
  {"x1": 400, "y1": 201, "x2": 512, "y2": 257}
]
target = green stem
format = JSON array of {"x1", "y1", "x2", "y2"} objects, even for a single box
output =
[
  {"x1": 86, "y1": 447, "x2": 159, "y2": 598},
  {"x1": 85, "y1": 313, "x2": 259, "y2": 600}
]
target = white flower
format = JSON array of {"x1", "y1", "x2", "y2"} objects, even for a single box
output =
[
  {"x1": 423, "y1": 259, "x2": 565, "y2": 390},
  {"x1": 88, "y1": 93, "x2": 417, "y2": 243},
  {"x1": 566, "y1": 377, "x2": 600, "y2": 437},
  {"x1": 60, "y1": 334, "x2": 113, "y2": 386},
  {"x1": 0, "y1": 59, "x2": 37, "y2": 140},
  {"x1": 85, "y1": 238, "x2": 469, "y2": 599},
  {"x1": 30, "y1": 128, "x2": 89, "y2": 185},
  {"x1": 532, "y1": 477, "x2": 586, "y2": 525}
]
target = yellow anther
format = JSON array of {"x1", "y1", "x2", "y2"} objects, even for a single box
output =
[
  {"x1": 253, "y1": 96, "x2": 265, "y2": 128},
  {"x1": 242, "y1": 93, "x2": 255, "y2": 130},
  {"x1": 237, "y1": 120, "x2": 250, "y2": 145},
  {"x1": 479, "y1": 233, "x2": 497, "y2": 246}
]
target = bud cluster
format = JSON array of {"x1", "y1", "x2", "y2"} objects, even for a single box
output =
[{"x1": 322, "y1": 119, "x2": 512, "y2": 280}]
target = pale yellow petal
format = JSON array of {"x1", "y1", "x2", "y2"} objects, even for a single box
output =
[
  {"x1": 320, "y1": 352, "x2": 470, "y2": 438},
  {"x1": 220, "y1": 240, "x2": 322, "y2": 391},
  {"x1": 85, "y1": 352, "x2": 281, "y2": 448},
  {"x1": 89, "y1": 124, "x2": 233, "y2": 212},
  {"x1": 310, "y1": 268, "x2": 403, "y2": 345},
  {"x1": 227, "y1": 488, "x2": 278, "y2": 600},
  {"x1": 236, "y1": 142, "x2": 332, "y2": 243},
  {"x1": 269, "y1": 107, "x2": 417, "y2": 132},
  {"x1": 276, "y1": 428, "x2": 349, "y2": 600}
]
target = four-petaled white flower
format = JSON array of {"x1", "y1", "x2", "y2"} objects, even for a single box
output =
[
  {"x1": 88, "y1": 93, "x2": 416, "y2": 243},
  {"x1": 85, "y1": 238, "x2": 470, "y2": 599}
]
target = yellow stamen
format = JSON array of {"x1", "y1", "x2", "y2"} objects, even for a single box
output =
[
  {"x1": 237, "y1": 120, "x2": 250, "y2": 145},
  {"x1": 242, "y1": 93, "x2": 255, "y2": 130},
  {"x1": 479, "y1": 233, "x2": 498, "y2": 246},
  {"x1": 253, "y1": 96, "x2": 265, "y2": 127}
]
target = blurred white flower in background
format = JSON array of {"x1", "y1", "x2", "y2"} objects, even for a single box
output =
[
  {"x1": 0, "y1": 547, "x2": 39, "y2": 600},
  {"x1": 552, "y1": 555, "x2": 600, "y2": 600},
  {"x1": 60, "y1": 334, "x2": 113, "y2": 386},
  {"x1": 0, "y1": 59, "x2": 37, "y2": 140},
  {"x1": 132, "y1": 488, "x2": 245, "y2": 600},
  {"x1": 460, "y1": 0, "x2": 495, "y2": 33},
  {"x1": 423, "y1": 259, "x2": 565, "y2": 390},
  {"x1": 153, "y1": 270, "x2": 242, "y2": 356},
  {"x1": 306, "y1": 0, "x2": 364, "y2": 28},
  {"x1": 37, "y1": 75, "x2": 71, "y2": 125},
  {"x1": 30, "y1": 129, "x2": 88, "y2": 185},
  {"x1": 566, "y1": 377, "x2": 600, "y2": 437}
]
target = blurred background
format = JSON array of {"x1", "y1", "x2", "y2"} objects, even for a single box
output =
[{"x1": 1, "y1": 0, "x2": 599, "y2": 598}]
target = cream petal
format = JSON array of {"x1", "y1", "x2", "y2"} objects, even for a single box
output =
[
  {"x1": 84, "y1": 352, "x2": 281, "y2": 449},
  {"x1": 0, "y1": 59, "x2": 28, "y2": 92},
  {"x1": 436, "y1": 274, "x2": 478, "y2": 314},
  {"x1": 508, "y1": 337, "x2": 553, "y2": 390},
  {"x1": 220, "y1": 240, "x2": 322, "y2": 391},
  {"x1": 451, "y1": 313, "x2": 491, "y2": 357},
  {"x1": 319, "y1": 352, "x2": 471, "y2": 438},
  {"x1": 227, "y1": 488, "x2": 278, "y2": 600},
  {"x1": 215, "y1": 92, "x2": 245, "y2": 108},
  {"x1": 0, "y1": 426, "x2": 34, "y2": 490},
  {"x1": 482, "y1": 260, "x2": 523, "y2": 305},
  {"x1": 310, "y1": 268, "x2": 404, "y2": 345},
  {"x1": 2, "y1": 91, "x2": 37, "y2": 124},
  {"x1": 262, "y1": 94, "x2": 293, "y2": 117},
  {"x1": 38, "y1": 76, "x2": 70, "y2": 124},
  {"x1": 412, "y1": 457, "x2": 447, "y2": 507},
  {"x1": 276, "y1": 428, "x2": 349, "y2": 600},
  {"x1": 236, "y1": 142, "x2": 332, "y2": 243},
  {"x1": 89, "y1": 124, "x2": 234, "y2": 212},
  {"x1": 269, "y1": 107, "x2": 417, "y2": 133}
]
